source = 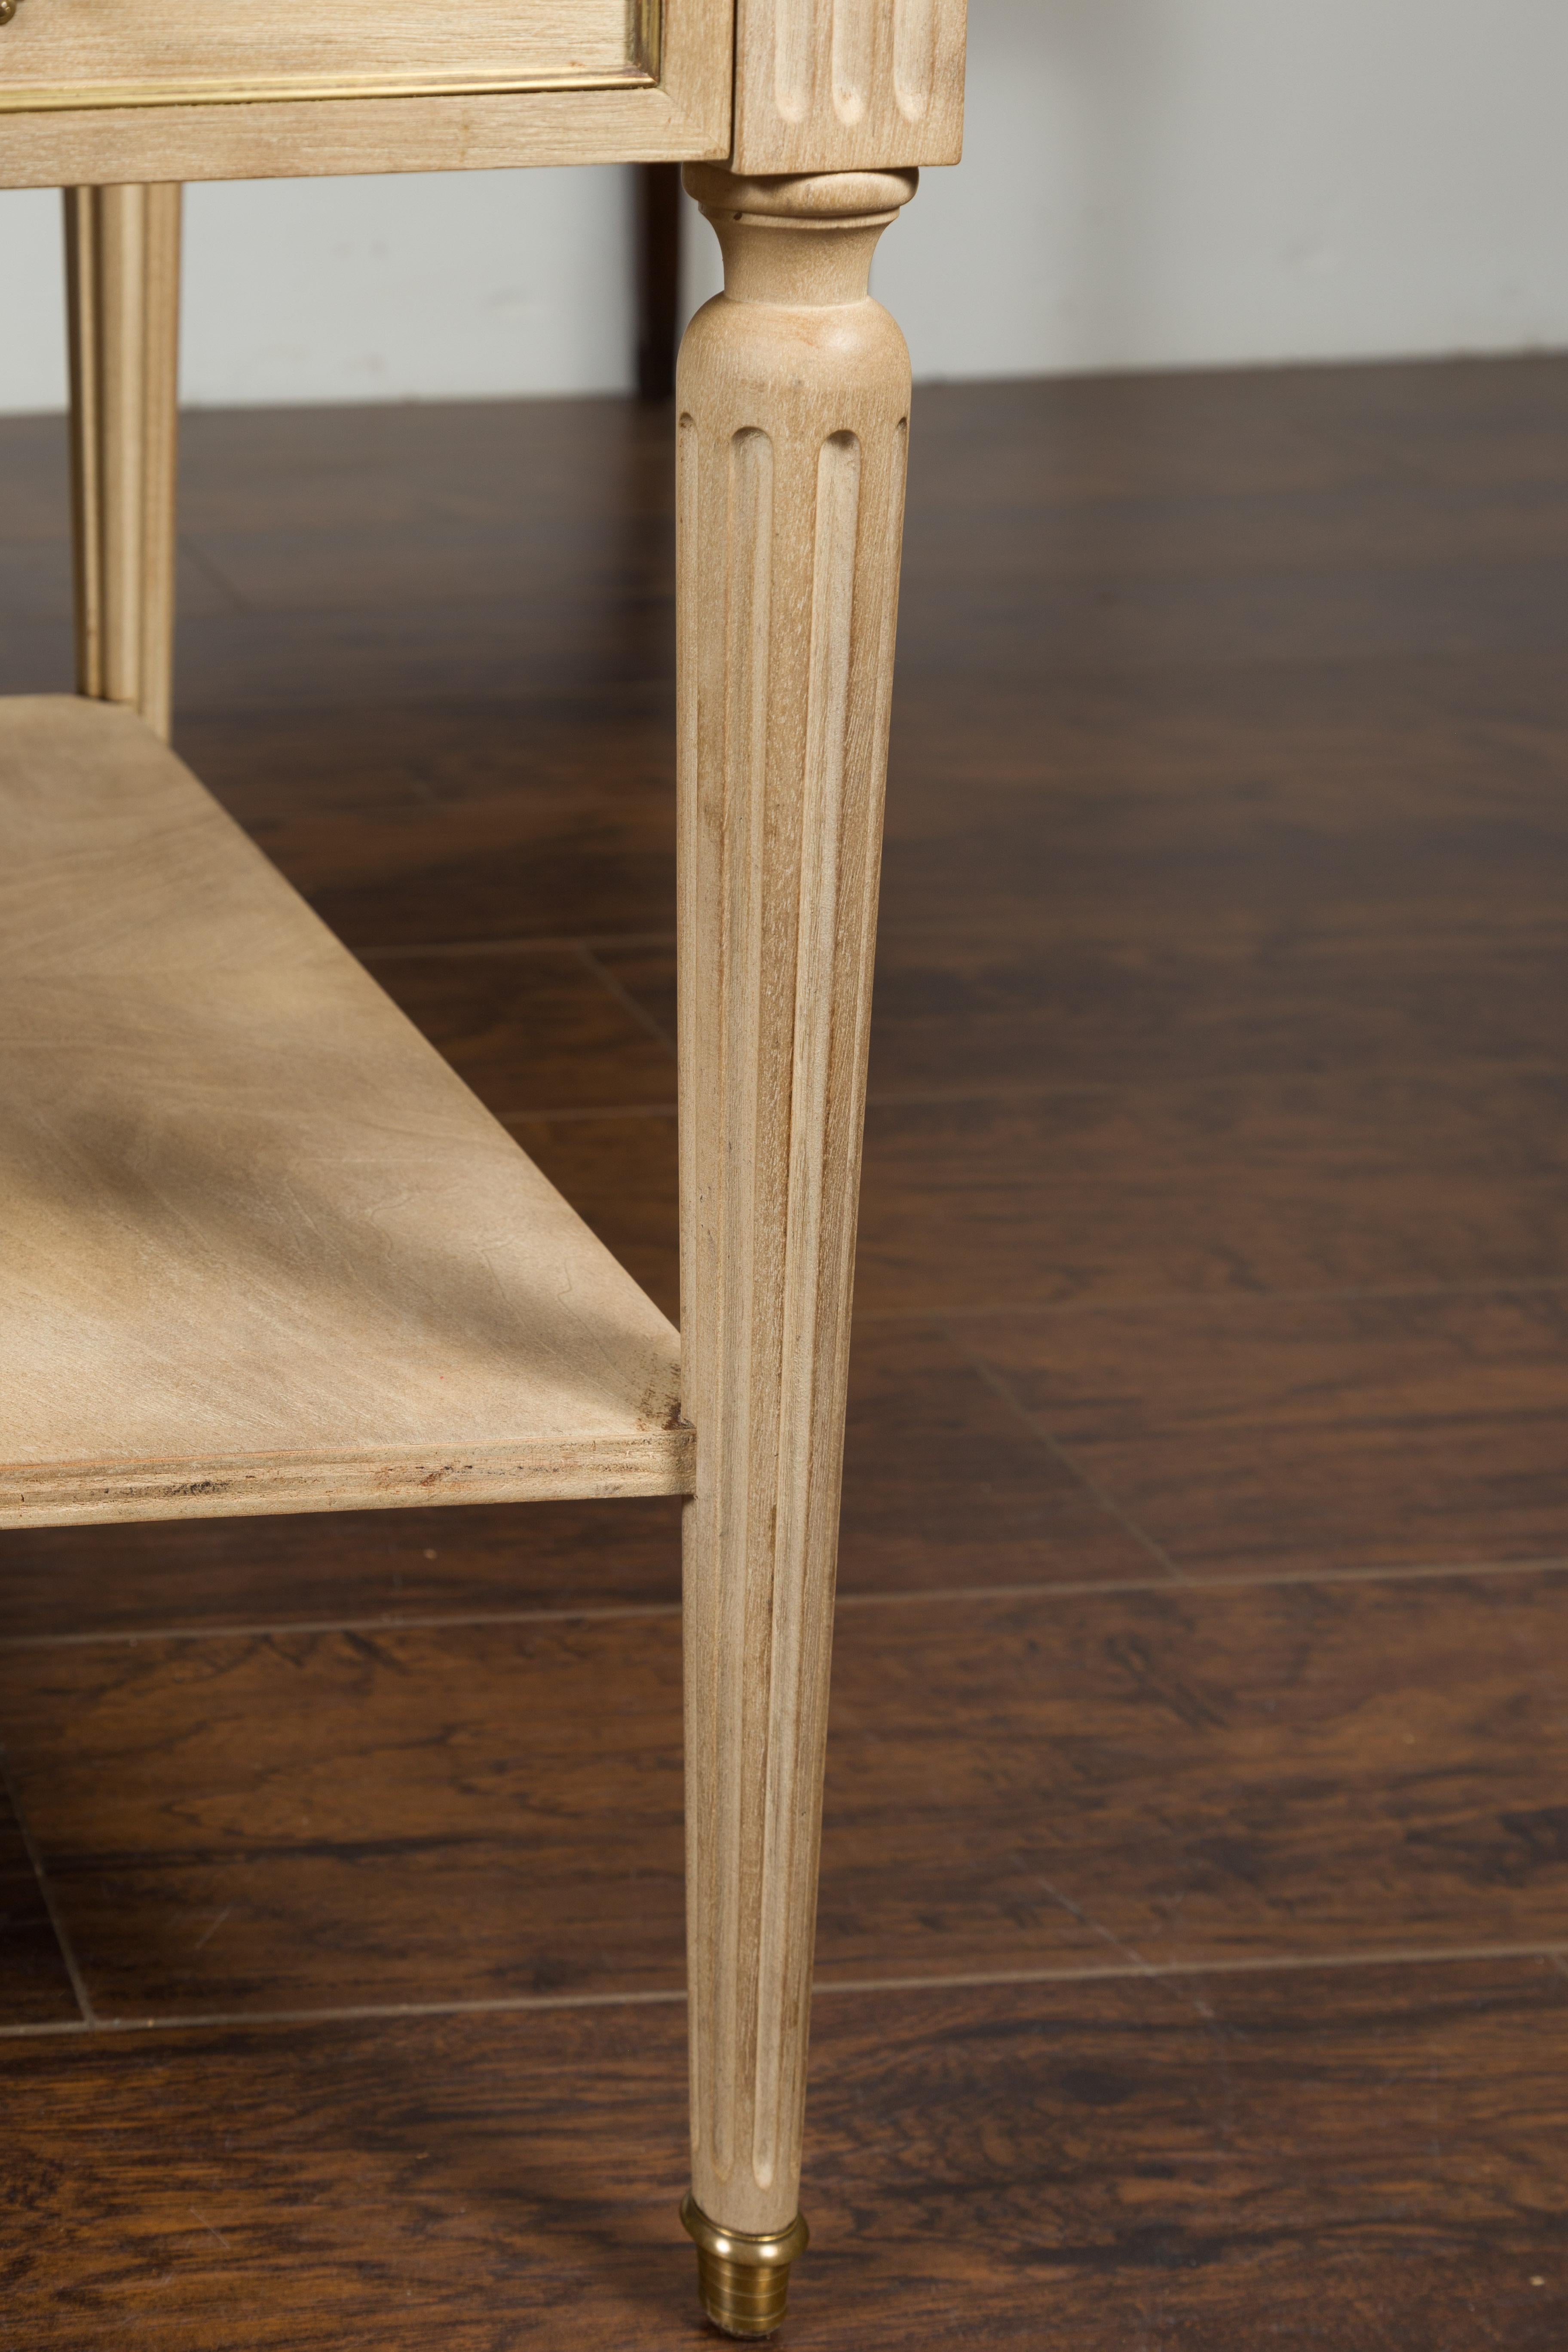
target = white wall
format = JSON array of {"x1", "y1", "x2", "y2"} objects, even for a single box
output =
[
  {"x1": 3, "y1": 0, "x2": 1567, "y2": 414},
  {"x1": 0, "y1": 167, "x2": 640, "y2": 413},
  {"x1": 873, "y1": 0, "x2": 1568, "y2": 379}
]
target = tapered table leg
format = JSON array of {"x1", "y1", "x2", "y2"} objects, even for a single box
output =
[
  {"x1": 64, "y1": 183, "x2": 182, "y2": 742},
  {"x1": 675, "y1": 162, "x2": 917, "y2": 2337}
]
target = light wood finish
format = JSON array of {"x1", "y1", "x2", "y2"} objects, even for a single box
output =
[
  {"x1": 676, "y1": 163, "x2": 916, "y2": 2245},
  {"x1": 64, "y1": 182, "x2": 181, "y2": 743},
  {"x1": 0, "y1": 0, "x2": 728, "y2": 186},
  {"x1": 0, "y1": 0, "x2": 646, "y2": 114},
  {"x1": 732, "y1": 0, "x2": 965, "y2": 174},
  {"x1": 0, "y1": 696, "x2": 690, "y2": 1529},
  {"x1": 1, "y1": 6, "x2": 965, "y2": 2323}
]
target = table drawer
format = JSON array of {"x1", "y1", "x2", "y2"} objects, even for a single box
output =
[{"x1": 0, "y1": 0, "x2": 654, "y2": 112}]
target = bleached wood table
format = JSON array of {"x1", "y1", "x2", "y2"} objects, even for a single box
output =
[{"x1": 0, "y1": 0, "x2": 966, "y2": 2331}]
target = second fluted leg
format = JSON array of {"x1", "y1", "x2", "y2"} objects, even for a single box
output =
[
  {"x1": 676, "y1": 162, "x2": 917, "y2": 2337},
  {"x1": 64, "y1": 182, "x2": 182, "y2": 741}
]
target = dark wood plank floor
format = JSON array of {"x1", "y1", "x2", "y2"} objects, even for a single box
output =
[{"x1": 3, "y1": 356, "x2": 1568, "y2": 2346}]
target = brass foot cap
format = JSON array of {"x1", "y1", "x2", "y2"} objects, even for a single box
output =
[{"x1": 680, "y1": 2193, "x2": 809, "y2": 2338}]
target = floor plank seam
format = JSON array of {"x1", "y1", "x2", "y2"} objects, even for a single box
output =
[
  {"x1": 2, "y1": 1551, "x2": 1564, "y2": 1653},
  {"x1": 853, "y1": 1060, "x2": 1568, "y2": 1113},
  {"x1": 576, "y1": 941, "x2": 679, "y2": 1058},
  {"x1": 502, "y1": 1102, "x2": 677, "y2": 1124},
  {"x1": 0, "y1": 1986, "x2": 691, "y2": 2040},
  {"x1": 0, "y1": 1749, "x2": 99, "y2": 2030},
  {"x1": 362, "y1": 932, "x2": 678, "y2": 963},
  {"x1": 1027, "y1": 1871, "x2": 1220, "y2": 2027},
  {"x1": 4, "y1": 1936, "x2": 1565, "y2": 2046},
  {"x1": 814, "y1": 1939, "x2": 1568, "y2": 1995},
  {"x1": 940, "y1": 1320, "x2": 1183, "y2": 1580},
  {"x1": 916, "y1": 1274, "x2": 1568, "y2": 1324},
  {"x1": 177, "y1": 536, "x2": 254, "y2": 619},
  {"x1": 833, "y1": 1554, "x2": 1568, "y2": 1603},
  {"x1": 0, "y1": 1600, "x2": 688, "y2": 1650}
]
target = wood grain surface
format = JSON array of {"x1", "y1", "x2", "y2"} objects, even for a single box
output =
[
  {"x1": 0, "y1": 1317, "x2": 1145, "y2": 1643},
  {"x1": 0, "y1": 697, "x2": 686, "y2": 1525},
  {"x1": 3, "y1": 1569, "x2": 1568, "y2": 2018},
  {"x1": 0, "y1": 1965, "x2": 1565, "y2": 2347},
  {"x1": 673, "y1": 165, "x2": 919, "y2": 2236},
  {"x1": 4, "y1": 357, "x2": 1568, "y2": 2345},
  {"x1": 959, "y1": 1290, "x2": 1568, "y2": 1577},
  {"x1": 0, "y1": 0, "x2": 731, "y2": 185},
  {"x1": 64, "y1": 182, "x2": 182, "y2": 741},
  {"x1": 731, "y1": 0, "x2": 966, "y2": 173},
  {"x1": 0, "y1": 0, "x2": 635, "y2": 110},
  {"x1": 0, "y1": 1494, "x2": 685, "y2": 1639}
]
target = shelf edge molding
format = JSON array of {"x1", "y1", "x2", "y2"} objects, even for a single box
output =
[{"x1": 0, "y1": 1432, "x2": 694, "y2": 1531}]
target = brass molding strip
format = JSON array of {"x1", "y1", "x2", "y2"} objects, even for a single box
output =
[
  {"x1": 0, "y1": 64, "x2": 655, "y2": 114},
  {"x1": 635, "y1": 0, "x2": 661, "y2": 80}
]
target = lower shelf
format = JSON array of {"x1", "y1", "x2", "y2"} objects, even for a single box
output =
[{"x1": 0, "y1": 697, "x2": 690, "y2": 1529}]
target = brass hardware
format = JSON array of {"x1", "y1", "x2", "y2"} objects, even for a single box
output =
[
  {"x1": 634, "y1": 0, "x2": 661, "y2": 80},
  {"x1": 0, "y1": 1, "x2": 19, "y2": 27},
  {"x1": 680, "y1": 2194, "x2": 809, "y2": 2339},
  {"x1": 0, "y1": 63, "x2": 655, "y2": 114}
]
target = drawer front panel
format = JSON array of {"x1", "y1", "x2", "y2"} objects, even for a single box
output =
[{"x1": 0, "y1": 0, "x2": 653, "y2": 112}]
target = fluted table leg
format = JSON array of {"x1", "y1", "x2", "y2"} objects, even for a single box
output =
[
  {"x1": 675, "y1": 162, "x2": 917, "y2": 2337},
  {"x1": 64, "y1": 183, "x2": 182, "y2": 742}
]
